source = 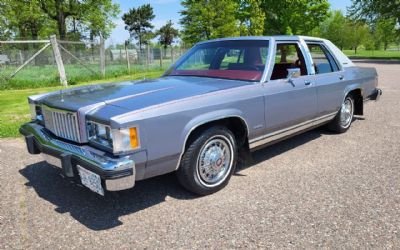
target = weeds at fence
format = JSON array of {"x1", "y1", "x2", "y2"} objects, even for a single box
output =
[{"x1": 0, "y1": 36, "x2": 186, "y2": 90}]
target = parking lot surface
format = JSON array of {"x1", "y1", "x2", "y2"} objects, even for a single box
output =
[{"x1": 0, "y1": 62, "x2": 399, "y2": 249}]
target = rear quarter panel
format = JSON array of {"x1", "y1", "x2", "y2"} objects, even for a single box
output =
[
  {"x1": 317, "y1": 66, "x2": 377, "y2": 116},
  {"x1": 344, "y1": 66, "x2": 378, "y2": 100}
]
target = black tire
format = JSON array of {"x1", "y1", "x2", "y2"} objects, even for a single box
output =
[
  {"x1": 327, "y1": 94, "x2": 355, "y2": 133},
  {"x1": 176, "y1": 126, "x2": 237, "y2": 195}
]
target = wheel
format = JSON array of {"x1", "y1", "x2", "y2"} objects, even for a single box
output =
[
  {"x1": 328, "y1": 94, "x2": 355, "y2": 133},
  {"x1": 176, "y1": 126, "x2": 237, "y2": 195}
]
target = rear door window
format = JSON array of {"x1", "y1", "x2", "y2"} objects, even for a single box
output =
[{"x1": 307, "y1": 43, "x2": 339, "y2": 74}]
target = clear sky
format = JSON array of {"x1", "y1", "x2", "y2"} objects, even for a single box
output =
[{"x1": 108, "y1": 0, "x2": 352, "y2": 45}]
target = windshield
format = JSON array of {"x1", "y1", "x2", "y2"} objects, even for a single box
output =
[{"x1": 167, "y1": 40, "x2": 269, "y2": 81}]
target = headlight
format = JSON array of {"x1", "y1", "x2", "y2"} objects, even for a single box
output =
[
  {"x1": 29, "y1": 103, "x2": 43, "y2": 121},
  {"x1": 87, "y1": 121, "x2": 140, "y2": 153}
]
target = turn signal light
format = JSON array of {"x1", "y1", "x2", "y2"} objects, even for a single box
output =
[{"x1": 129, "y1": 127, "x2": 139, "y2": 149}]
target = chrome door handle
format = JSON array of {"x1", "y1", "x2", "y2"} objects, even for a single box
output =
[
  {"x1": 339, "y1": 75, "x2": 344, "y2": 80},
  {"x1": 304, "y1": 80, "x2": 311, "y2": 86}
]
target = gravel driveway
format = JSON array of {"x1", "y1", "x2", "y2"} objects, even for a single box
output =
[{"x1": 0, "y1": 62, "x2": 399, "y2": 249}]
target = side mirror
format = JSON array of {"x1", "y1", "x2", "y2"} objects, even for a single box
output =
[
  {"x1": 286, "y1": 68, "x2": 301, "y2": 80},
  {"x1": 286, "y1": 68, "x2": 301, "y2": 86}
]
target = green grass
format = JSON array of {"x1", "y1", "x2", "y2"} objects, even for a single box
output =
[
  {"x1": 343, "y1": 49, "x2": 400, "y2": 60},
  {"x1": 0, "y1": 70, "x2": 165, "y2": 138},
  {"x1": 0, "y1": 63, "x2": 171, "y2": 90}
]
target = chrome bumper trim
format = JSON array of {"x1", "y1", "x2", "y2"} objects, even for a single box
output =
[{"x1": 20, "y1": 122, "x2": 135, "y2": 192}]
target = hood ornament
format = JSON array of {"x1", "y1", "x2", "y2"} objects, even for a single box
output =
[{"x1": 60, "y1": 89, "x2": 65, "y2": 102}]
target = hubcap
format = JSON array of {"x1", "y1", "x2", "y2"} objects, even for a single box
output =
[
  {"x1": 196, "y1": 136, "x2": 233, "y2": 187},
  {"x1": 340, "y1": 98, "x2": 353, "y2": 128}
]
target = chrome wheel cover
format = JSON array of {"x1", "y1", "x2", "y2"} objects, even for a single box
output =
[
  {"x1": 196, "y1": 135, "x2": 234, "y2": 187},
  {"x1": 340, "y1": 98, "x2": 354, "y2": 128}
]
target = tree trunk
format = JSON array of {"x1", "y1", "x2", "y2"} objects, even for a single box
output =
[
  {"x1": 55, "y1": 0, "x2": 67, "y2": 40},
  {"x1": 30, "y1": 21, "x2": 41, "y2": 65},
  {"x1": 138, "y1": 34, "x2": 142, "y2": 64},
  {"x1": 40, "y1": 0, "x2": 69, "y2": 39},
  {"x1": 354, "y1": 46, "x2": 357, "y2": 54},
  {"x1": 90, "y1": 31, "x2": 95, "y2": 62},
  {"x1": 18, "y1": 26, "x2": 29, "y2": 63},
  {"x1": 57, "y1": 13, "x2": 67, "y2": 39}
]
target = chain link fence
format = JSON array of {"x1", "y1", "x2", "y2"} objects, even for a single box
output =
[
  {"x1": 105, "y1": 45, "x2": 186, "y2": 77},
  {"x1": 0, "y1": 36, "x2": 187, "y2": 90}
]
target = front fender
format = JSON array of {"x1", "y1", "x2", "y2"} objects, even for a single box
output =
[
  {"x1": 180, "y1": 108, "x2": 248, "y2": 145},
  {"x1": 175, "y1": 109, "x2": 248, "y2": 170}
]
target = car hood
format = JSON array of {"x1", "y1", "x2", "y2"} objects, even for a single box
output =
[{"x1": 40, "y1": 76, "x2": 249, "y2": 113}]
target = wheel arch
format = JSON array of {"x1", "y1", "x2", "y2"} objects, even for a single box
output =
[
  {"x1": 344, "y1": 86, "x2": 363, "y2": 115},
  {"x1": 175, "y1": 110, "x2": 249, "y2": 170}
]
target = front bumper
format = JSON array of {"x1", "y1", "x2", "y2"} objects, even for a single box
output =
[{"x1": 19, "y1": 122, "x2": 136, "y2": 194}]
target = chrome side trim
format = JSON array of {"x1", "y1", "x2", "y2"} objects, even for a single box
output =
[{"x1": 249, "y1": 112, "x2": 337, "y2": 149}]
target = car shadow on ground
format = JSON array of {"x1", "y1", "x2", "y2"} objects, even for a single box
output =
[
  {"x1": 19, "y1": 127, "x2": 334, "y2": 231},
  {"x1": 235, "y1": 127, "x2": 328, "y2": 173}
]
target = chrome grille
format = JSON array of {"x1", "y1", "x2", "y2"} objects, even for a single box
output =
[{"x1": 43, "y1": 106, "x2": 82, "y2": 142}]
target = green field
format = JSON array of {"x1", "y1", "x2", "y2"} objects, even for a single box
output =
[
  {"x1": 343, "y1": 49, "x2": 400, "y2": 60},
  {"x1": 0, "y1": 70, "x2": 165, "y2": 138},
  {"x1": 0, "y1": 62, "x2": 171, "y2": 90}
]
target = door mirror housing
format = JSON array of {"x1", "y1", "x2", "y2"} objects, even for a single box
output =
[{"x1": 287, "y1": 68, "x2": 301, "y2": 80}]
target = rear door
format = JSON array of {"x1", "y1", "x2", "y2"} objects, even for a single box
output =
[
  {"x1": 306, "y1": 42, "x2": 344, "y2": 116},
  {"x1": 263, "y1": 41, "x2": 318, "y2": 133}
]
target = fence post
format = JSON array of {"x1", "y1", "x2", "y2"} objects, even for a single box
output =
[
  {"x1": 160, "y1": 47, "x2": 163, "y2": 68},
  {"x1": 171, "y1": 47, "x2": 174, "y2": 63},
  {"x1": 50, "y1": 35, "x2": 67, "y2": 86},
  {"x1": 99, "y1": 36, "x2": 105, "y2": 78},
  {"x1": 125, "y1": 42, "x2": 131, "y2": 74}
]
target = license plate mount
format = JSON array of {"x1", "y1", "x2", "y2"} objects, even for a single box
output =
[{"x1": 77, "y1": 166, "x2": 104, "y2": 196}]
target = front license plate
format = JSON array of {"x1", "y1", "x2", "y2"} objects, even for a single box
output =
[{"x1": 77, "y1": 166, "x2": 104, "y2": 196}]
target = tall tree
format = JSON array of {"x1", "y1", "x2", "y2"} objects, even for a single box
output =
[
  {"x1": 180, "y1": 0, "x2": 240, "y2": 45},
  {"x1": 319, "y1": 11, "x2": 352, "y2": 50},
  {"x1": 1, "y1": 0, "x2": 53, "y2": 40},
  {"x1": 157, "y1": 20, "x2": 179, "y2": 50},
  {"x1": 375, "y1": 18, "x2": 398, "y2": 50},
  {"x1": 261, "y1": 0, "x2": 330, "y2": 35},
  {"x1": 348, "y1": 0, "x2": 400, "y2": 23},
  {"x1": 122, "y1": 4, "x2": 155, "y2": 51},
  {"x1": 0, "y1": 1, "x2": 13, "y2": 40},
  {"x1": 39, "y1": 0, "x2": 119, "y2": 40},
  {"x1": 81, "y1": 0, "x2": 120, "y2": 39},
  {"x1": 236, "y1": 0, "x2": 265, "y2": 36},
  {"x1": 39, "y1": 0, "x2": 80, "y2": 39},
  {"x1": 348, "y1": 20, "x2": 371, "y2": 53}
]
